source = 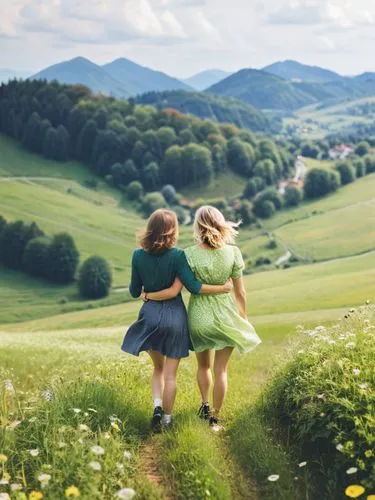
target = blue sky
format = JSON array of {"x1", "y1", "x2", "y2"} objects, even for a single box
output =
[{"x1": 0, "y1": 0, "x2": 374, "y2": 77}]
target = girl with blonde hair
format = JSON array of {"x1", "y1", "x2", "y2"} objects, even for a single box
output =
[
  {"x1": 121, "y1": 209, "x2": 232, "y2": 431},
  {"x1": 146, "y1": 205, "x2": 261, "y2": 427}
]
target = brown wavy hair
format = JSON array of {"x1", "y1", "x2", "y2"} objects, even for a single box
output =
[
  {"x1": 194, "y1": 205, "x2": 240, "y2": 249},
  {"x1": 139, "y1": 209, "x2": 178, "y2": 254}
]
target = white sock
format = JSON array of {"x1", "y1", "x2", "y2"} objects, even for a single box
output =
[
  {"x1": 154, "y1": 398, "x2": 162, "y2": 408},
  {"x1": 162, "y1": 414, "x2": 172, "y2": 425}
]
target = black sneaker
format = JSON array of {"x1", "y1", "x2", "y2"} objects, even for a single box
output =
[
  {"x1": 151, "y1": 406, "x2": 163, "y2": 433},
  {"x1": 197, "y1": 402, "x2": 211, "y2": 420},
  {"x1": 209, "y1": 415, "x2": 220, "y2": 428}
]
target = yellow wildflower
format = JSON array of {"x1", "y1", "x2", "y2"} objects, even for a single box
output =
[
  {"x1": 65, "y1": 485, "x2": 80, "y2": 497},
  {"x1": 0, "y1": 453, "x2": 8, "y2": 463},
  {"x1": 367, "y1": 496, "x2": 375, "y2": 500},
  {"x1": 111, "y1": 423, "x2": 120, "y2": 432},
  {"x1": 29, "y1": 491, "x2": 43, "y2": 500},
  {"x1": 365, "y1": 450, "x2": 373, "y2": 458},
  {"x1": 345, "y1": 485, "x2": 365, "y2": 498}
]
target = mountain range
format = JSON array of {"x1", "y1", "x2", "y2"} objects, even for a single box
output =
[{"x1": 4, "y1": 57, "x2": 375, "y2": 117}]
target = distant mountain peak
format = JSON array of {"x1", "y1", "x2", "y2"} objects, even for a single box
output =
[
  {"x1": 263, "y1": 60, "x2": 343, "y2": 83},
  {"x1": 184, "y1": 69, "x2": 232, "y2": 91}
]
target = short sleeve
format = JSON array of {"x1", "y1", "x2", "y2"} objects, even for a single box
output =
[
  {"x1": 176, "y1": 249, "x2": 202, "y2": 295},
  {"x1": 231, "y1": 246, "x2": 244, "y2": 279},
  {"x1": 129, "y1": 251, "x2": 143, "y2": 298}
]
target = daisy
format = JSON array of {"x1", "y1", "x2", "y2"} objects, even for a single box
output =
[
  {"x1": 78, "y1": 424, "x2": 90, "y2": 432},
  {"x1": 10, "y1": 484, "x2": 22, "y2": 492},
  {"x1": 298, "y1": 462, "x2": 307, "y2": 468},
  {"x1": 29, "y1": 449, "x2": 40, "y2": 457},
  {"x1": 90, "y1": 446, "x2": 105, "y2": 456},
  {"x1": 123, "y1": 451, "x2": 132, "y2": 461},
  {"x1": 346, "y1": 467, "x2": 358, "y2": 475},
  {"x1": 352, "y1": 369, "x2": 360, "y2": 376},
  {"x1": 115, "y1": 488, "x2": 136, "y2": 499},
  {"x1": 267, "y1": 474, "x2": 280, "y2": 482},
  {"x1": 88, "y1": 461, "x2": 101, "y2": 472},
  {"x1": 336, "y1": 443, "x2": 344, "y2": 452}
]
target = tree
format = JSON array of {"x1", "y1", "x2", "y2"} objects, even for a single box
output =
[
  {"x1": 78, "y1": 256, "x2": 112, "y2": 299},
  {"x1": 76, "y1": 119, "x2": 97, "y2": 162},
  {"x1": 364, "y1": 155, "x2": 375, "y2": 174},
  {"x1": 161, "y1": 185, "x2": 177, "y2": 205},
  {"x1": 243, "y1": 179, "x2": 258, "y2": 199},
  {"x1": 54, "y1": 124, "x2": 70, "y2": 161},
  {"x1": 172, "y1": 206, "x2": 187, "y2": 224},
  {"x1": 254, "y1": 188, "x2": 283, "y2": 211},
  {"x1": 353, "y1": 158, "x2": 366, "y2": 178},
  {"x1": 127, "y1": 181, "x2": 144, "y2": 201},
  {"x1": 142, "y1": 192, "x2": 167, "y2": 217},
  {"x1": 304, "y1": 168, "x2": 341, "y2": 199},
  {"x1": 48, "y1": 233, "x2": 80, "y2": 284},
  {"x1": 179, "y1": 129, "x2": 196, "y2": 145},
  {"x1": 161, "y1": 145, "x2": 183, "y2": 186},
  {"x1": 301, "y1": 142, "x2": 320, "y2": 159},
  {"x1": 0, "y1": 215, "x2": 7, "y2": 235},
  {"x1": 284, "y1": 185, "x2": 303, "y2": 207},
  {"x1": 181, "y1": 144, "x2": 213, "y2": 186},
  {"x1": 43, "y1": 127, "x2": 58, "y2": 159},
  {"x1": 237, "y1": 201, "x2": 256, "y2": 226},
  {"x1": 23, "y1": 236, "x2": 51, "y2": 278},
  {"x1": 211, "y1": 144, "x2": 227, "y2": 172},
  {"x1": 157, "y1": 127, "x2": 177, "y2": 152},
  {"x1": 355, "y1": 141, "x2": 370, "y2": 157},
  {"x1": 0, "y1": 220, "x2": 44, "y2": 270},
  {"x1": 227, "y1": 138, "x2": 255, "y2": 176},
  {"x1": 143, "y1": 162, "x2": 160, "y2": 191},
  {"x1": 254, "y1": 159, "x2": 276, "y2": 186},
  {"x1": 254, "y1": 200, "x2": 275, "y2": 219},
  {"x1": 335, "y1": 161, "x2": 356, "y2": 185}
]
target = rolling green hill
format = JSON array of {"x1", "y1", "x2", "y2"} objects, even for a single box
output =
[
  {"x1": 263, "y1": 60, "x2": 344, "y2": 83},
  {"x1": 207, "y1": 69, "x2": 316, "y2": 110},
  {"x1": 133, "y1": 90, "x2": 279, "y2": 133}
]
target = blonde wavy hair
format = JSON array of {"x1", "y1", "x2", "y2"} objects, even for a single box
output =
[{"x1": 194, "y1": 205, "x2": 240, "y2": 249}]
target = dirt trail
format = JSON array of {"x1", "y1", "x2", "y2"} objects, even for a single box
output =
[{"x1": 140, "y1": 437, "x2": 172, "y2": 499}]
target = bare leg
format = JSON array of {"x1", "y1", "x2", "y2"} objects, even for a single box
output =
[
  {"x1": 213, "y1": 347, "x2": 234, "y2": 416},
  {"x1": 196, "y1": 350, "x2": 213, "y2": 403},
  {"x1": 163, "y1": 357, "x2": 181, "y2": 415},
  {"x1": 148, "y1": 350, "x2": 165, "y2": 403}
]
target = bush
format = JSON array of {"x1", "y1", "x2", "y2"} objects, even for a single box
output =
[
  {"x1": 364, "y1": 155, "x2": 375, "y2": 174},
  {"x1": 83, "y1": 178, "x2": 98, "y2": 189},
  {"x1": 335, "y1": 161, "x2": 356, "y2": 185},
  {"x1": 254, "y1": 200, "x2": 275, "y2": 219},
  {"x1": 127, "y1": 181, "x2": 143, "y2": 201},
  {"x1": 161, "y1": 185, "x2": 177, "y2": 205},
  {"x1": 0, "y1": 215, "x2": 6, "y2": 235},
  {"x1": 48, "y1": 233, "x2": 80, "y2": 284},
  {"x1": 237, "y1": 201, "x2": 256, "y2": 226},
  {"x1": 171, "y1": 206, "x2": 187, "y2": 224},
  {"x1": 142, "y1": 192, "x2": 167, "y2": 217},
  {"x1": 266, "y1": 239, "x2": 277, "y2": 249},
  {"x1": 243, "y1": 179, "x2": 258, "y2": 199},
  {"x1": 0, "y1": 220, "x2": 44, "y2": 270},
  {"x1": 23, "y1": 236, "x2": 51, "y2": 278},
  {"x1": 78, "y1": 256, "x2": 112, "y2": 299},
  {"x1": 354, "y1": 141, "x2": 370, "y2": 157},
  {"x1": 259, "y1": 307, "x2": 375, "y2": 497},
  {"x1": 304, "y1": 168, "x2": 341, "y2": 199},
  {"x1": 255, "y1": 256, "x2": 272, "y2": 266},
  {"x1": 284, "y1": 184, "x2": 303, "y2": 207},
  {"x1": 353, "y1": 158, "x2": 366, "y2": 178}
]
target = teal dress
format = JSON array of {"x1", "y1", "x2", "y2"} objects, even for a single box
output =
[
  {"x1": 121, "y1": 248, "x2": 202, "y2": 359},
  {"x1": 185, "y1": 244, "x2": 261, "y2": 353}
]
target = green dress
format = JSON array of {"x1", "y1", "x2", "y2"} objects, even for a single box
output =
[{"x1": 185, "y1": 244, "x2": 261, "y2": 353}]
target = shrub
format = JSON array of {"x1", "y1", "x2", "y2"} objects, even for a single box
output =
[
  {"x1": 0, "y1": 215, "x2": 6, "y2": 235},
  {"x1": 304, "y1": 168, "x2": 341, "y2": 199},
  {"x1": 142, "y1": 192, "x2": 167, "y2": 217},
  {"x1": 255, "y1": 256, "x2": 272, "y2": 266},
  {"x1": 161, "y1": 185, "x2": 177, "y2": 205},
  {"x1": 127, "y1": 181, "x2": 143, "y2": 201},
  {"x1": 335, "y1": 161, "x2": 356, "y2": 185},
  {"x1": 0, "y1": 220, "x2": 44, "y2": 270},
  {"x1": 364, "y1": 155, "x2": 375, "y2": 174},
  {"x1": 259, "y1": 307, "x2": 375, "y2": 497},
  {"x1": 83, "y1": 178, "x2": 98, "y2": 189},
  {"x1": 284, "y1": 184, "x2": 303, "y2": 207},
  {"x1": 48, "y1": 233, "x2": 80, "y2": 284},
  {"x1": 237, "y1": 201, "x2": 256, "y2": 226},
  {"x1": 243, "y1": 179, "x2": 257, "y2": 199},
  {"x1": 255, "y1": 187, "x2": 283, "y2": 210},
  {"x1": 354, "y1": 141, "x2": 370, "y2": 157},
  {"x1": 23, "y1": 236, "x2": 51, "y2": 278},
  {"x1": 266, "y1": 239, "x2": 277, "y2": 249},
  {"x1": 171, "y1": 206, "x2": 187, "y2": 224},
  {"x1": 353, "y1": 158, "x2": 366, "y2": 178},
  {"x1": 254, "y1": 200, "x2": 275, "y2": 219},
  {"x1": 78, "y1": 256, "x2": 112, "y2": 299}
]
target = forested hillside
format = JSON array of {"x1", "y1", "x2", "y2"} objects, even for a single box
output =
[
  {"x1": 0, "y1": 79, "x2": 292, "y2": 195},
  {"x1": 134, "y1": 90, "x2": 279, "y2": 133}
]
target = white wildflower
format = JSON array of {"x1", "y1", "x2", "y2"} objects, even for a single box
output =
[
  {"x1": 116, "y1": 488, "x2": 136, "y2": 499},
  {"x1": 29, "y1": 448, "x2": 40, "y2": 457},
  {"x1": 298, "y1": 461, "x2": 307, "y2": 467},
  {"x1": 38, "y1": 473, "x2": 51, "y2": 485},
  {"x1": 317, "y1": 394, "x2": 325, "y2": 399},
  {"x1": 359, "y1": 383, "x2": 368, "y2": 390},
  {"x1": 4, "y1": 380, "x2": 15, "y2": 393},
  {"x1": 28, "y1": 417, "x2": 37, "y2": 423},
  {"x1": 7, "y1": 420, "x2": 22, "y2": 430},
  {"x1": 78, "y1": 424, "x2": 90, "y2": 432},
  {"x1": 88, "y1": 461, "x2": 101, "y2": 472},
  {"x1": 90, "y1": 445, "x2": 105, "y2": 456},
  {"x1": 123, "y1": 451, "x2": 132, "y2": 461},
  {"x1": 72, "y1": 408, "x2": 81, "y2": 414},
  {"x1": 10, "y1": 483, "x2": 22, "y2": 492},
  {"x1": 345, "y1": 342, "x2": 356, "y2": 349},
  {"x1": 58, "y1": 442, "x2": 67, "y2": 449},
  {"x1": 320, "y1": 412, "x2": 326, "y2": 417},
  {"x1": 352, "y1": 369, "x2": 361, "y2": 376},
  {"x1": 346, "y1": 467, "x2": 358, "y2": 475},
  {"x1": 116, "y1": 462, "x2": 124, "y2": 472},
  {"x1": 0, "y1": 493, "x2": 10, "y2": 500},
  {"x1": 0, "y1": 479, "x2": 9, "y2": 485},
  {"x1": 267, "y1": 474, "x2": 280, "y2": 482},
  {"x1": 87, "y1": 408, "x2": 97, "y2": 413},
  {"x1": 336, "y1": 443, "x2": 344, "y2": 452},
  {"x1": 103, "y1": 432, "x2": 111, "y2": 440}
]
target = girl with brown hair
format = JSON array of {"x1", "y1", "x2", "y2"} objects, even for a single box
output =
[{"x1": 121, "y1": 209, "x2": 232, "y2": 431}]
